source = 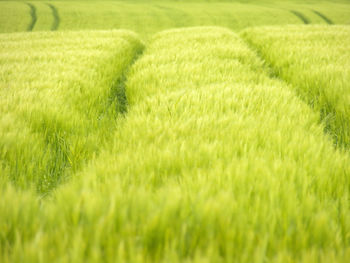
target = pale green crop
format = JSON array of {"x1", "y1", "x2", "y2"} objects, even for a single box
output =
[
  {"x1": 1, "y1": 27, "x2": 349, "y2": 263},
  {"x1": 242, "y1": 25, "x2": 350, "y2": 149},
  {"x1": 1, "y1": 0, "x2": 350, "y2": 261},
  {"x1": 0, "y1": 30, "x2": 144, "y2": 194}
]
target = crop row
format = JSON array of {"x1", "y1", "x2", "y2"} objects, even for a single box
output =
[
  {"x1": 1, "y1": 27, "x2": 349, "y2": 262},
  {"x1": 242, "y1": 25, "x2": 350, "y2": 149},
  {"x1": 0, "y1": 30, "x2": 144, "y2": 194}
]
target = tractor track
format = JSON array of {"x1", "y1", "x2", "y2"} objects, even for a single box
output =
[
  {"x1": 109, "y1": 49, "x2": 144, "y2": 115},
  {"x1": 26, "y1": 3, "x2": 37, "y2": 31},
  {"x1": 47, "y1": 3, "x2": 60, "y2": 30},
  {"x1": 312, "y1": 10, "x2": 333, "y2": 25},
  {"x1": 290, "y1": 10, "x2": 310, "y2": 24}
]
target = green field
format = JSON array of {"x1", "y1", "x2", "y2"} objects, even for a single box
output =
[
  {"x1": 242, "y1": 25, "x2": 350, "y2": 149},
  {"x1": 1, "y1": 1, "x2": 350, "y2": 37},
  {"x1": 0, "y1": 30, "x2": 143, "y2": 194},
  {"x1": 1, "y1": 0, "x2": 350, "y2": 262}
]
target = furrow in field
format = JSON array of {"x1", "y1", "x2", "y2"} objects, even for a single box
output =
[
  {"x1": 241, "y1": 25, "x2": 350, "y2": 149},
  {"x1": 46, "y1": 3, "x2": 60, "y2": 31},
  {"x1": 312, "y1": 10, "x2": 334, "y2": 24},
  {"x1": 0, "y1": 31, "x2": 144, "y2": 194},
  {"x1": 26, "y1": 2, "x2": 53, "y2": 32},
  {"x1": 6, "y1": 27, "x2": 348, "y2": 262},
  {"x1": 26, "y1": 3, "x2": 37, "y2": 31},
  {"x1": 108, "y1": 47, "x2": 144, "y2": 115},
  {"x1": 290, "y1": 10, "x2": 310, "y2": 24}
]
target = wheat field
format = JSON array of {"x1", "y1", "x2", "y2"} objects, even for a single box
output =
[{"x1": 1, "y1": 1, "x2": 350, "y2": 262}]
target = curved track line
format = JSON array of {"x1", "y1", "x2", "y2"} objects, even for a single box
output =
[
  {"x1": 109, "y1": 49, "x2": 144, "y2": 115},
  {"x1": 290, "y1": 10, "x2": 310, "y2": 24},
  {"x1": 26, "y1": 3, "x2": 37, "y2": 31},
  {"x1": 46, "y1": 3, "x2": 60, "y2": 31},
  {"x1": 312, "y1": 10, "x2": 333, "y2": 25}
]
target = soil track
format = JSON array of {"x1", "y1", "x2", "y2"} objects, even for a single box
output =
[
  {"x1": 26, "y1": 3, "x2": 37, "y2": 31},
  {"x1": 312, "y1": 10, "x2": 333, "y2": 24},
  {"x1": 109, "y1": 49, "x2": 144, "y2": 115},
  {"x1": 290, "y1": 10, "x2": 310, "y2": 24},
  {"x1": 47, "y1": 3, "x2": 60, "y2": 30}
]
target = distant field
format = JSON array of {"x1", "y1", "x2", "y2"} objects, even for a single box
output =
[
  {"x1": 1, "y1": 0, "x2": 350, "y2": 262},
  {"x1": 1, "y1": 1, "x2": 350, "y2": 37}
]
